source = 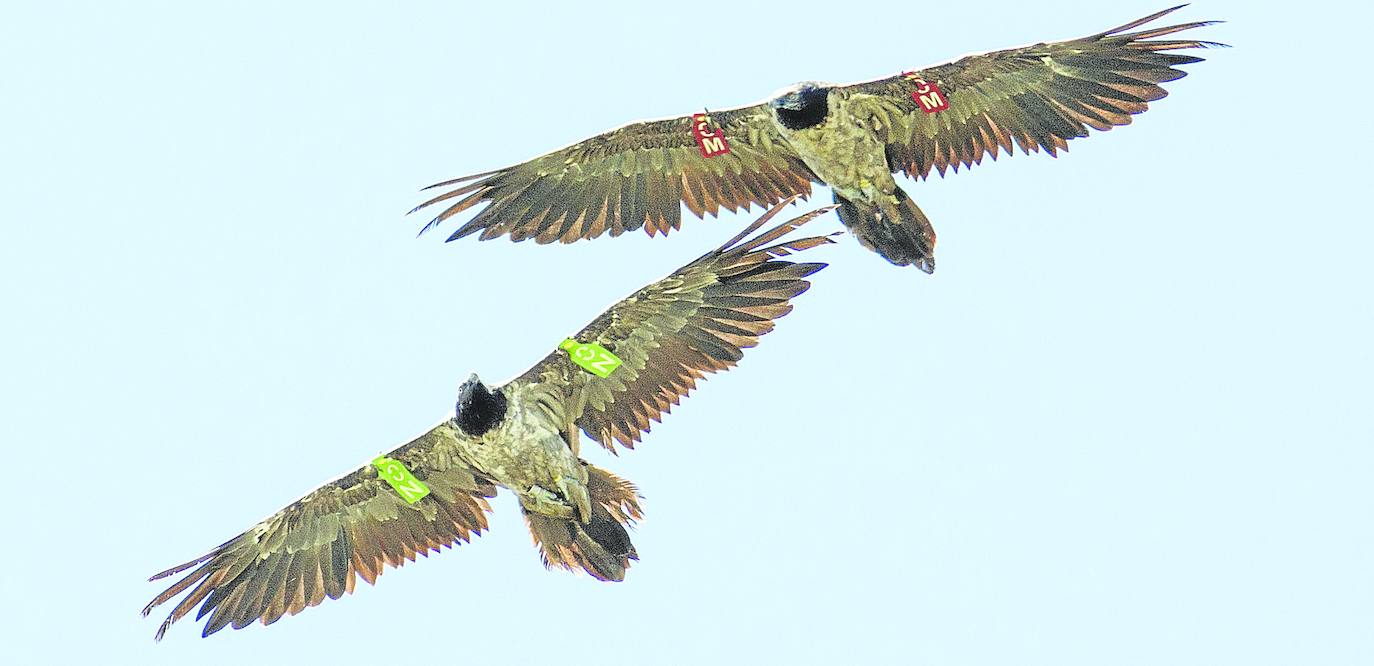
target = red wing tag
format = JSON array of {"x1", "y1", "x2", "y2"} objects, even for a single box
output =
[
  {"x1": 901, "y1": 72, "x2": 950, "y2": 114},
  {"x1": 691, "y1": 113, "x2": 730, "y2": 158}
]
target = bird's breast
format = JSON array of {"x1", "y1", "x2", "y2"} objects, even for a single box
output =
[
  {"x1": 452, "y1": 387, "x2": 585, "y2": 516},
  {"x1": 779, "y1": 106, "x2": 894, "y2": 201}
]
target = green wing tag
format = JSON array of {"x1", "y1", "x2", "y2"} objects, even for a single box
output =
[
  {"x1": 559, "y1": 338, "x2": 623, "y2": 378},
  {"x1": 372, "y1": 456, "x2": 430, "y2": 504}
]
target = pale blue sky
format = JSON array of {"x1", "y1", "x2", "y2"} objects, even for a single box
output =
[{"x1": 2, "y1": 1, "x2": 1370, "y2": 663}]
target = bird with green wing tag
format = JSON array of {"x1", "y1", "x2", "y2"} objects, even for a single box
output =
[{"x1": 143, "y1": 199, "x2": 836, "y2": 640}]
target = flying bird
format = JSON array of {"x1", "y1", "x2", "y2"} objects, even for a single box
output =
[
  {"x1": 143, "y1": 200, "x2": 836, "y2": 640},
  {"x1": 412, "y1": 6, "x2": 1221, "y2": 273}
]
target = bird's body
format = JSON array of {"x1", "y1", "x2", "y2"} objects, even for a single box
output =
[
  {"x1": 143, "y1": 200, "x2": 837, "y2": 640},
  {"x1": 771, "y1": 83, "x2": 895, "y2": 206},
  {"x1": 450, "y1": 378, "x2": 591, "y2": 521},
  {"x1": 767, "y1": 82, "x2": 937, "y2": 268},
  {"x1": 412, "y1": 6, "x2": 1222, "y2": 273}
]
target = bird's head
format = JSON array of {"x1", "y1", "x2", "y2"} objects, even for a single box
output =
[
  {"x1": 769, "y1": 82, "x2": 832, "y2": 130},
  {"x1": 454, "y1": 373, "x2": 508, "y2": 437}
]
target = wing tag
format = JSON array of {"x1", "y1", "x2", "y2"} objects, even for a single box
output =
[
  {"x1": 901, "y1": 72, "x2": 950, "y2": 113},
  {"x1": 372, "y1": 456, "x2": 431, "y2": 504},
  {"x1": 691, "y1": 113, "x2": 731, "y2": 158},
  {"x1": 560, "y1": 338, "x2": 623, "y2": 378}
]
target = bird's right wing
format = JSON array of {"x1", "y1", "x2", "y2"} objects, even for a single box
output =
[
  {"x1": 142, "y1": 421, "x2": 497, "y2": 640},
  {"x1": 837, "y1": 6, "x2": 1223, "y2": 180},
  {"x1": 508, "y1": 198, "x2": 837, "y2": 452},
  {"x1": 411, "y1": 104, "x2": 818, "y2": 243}
]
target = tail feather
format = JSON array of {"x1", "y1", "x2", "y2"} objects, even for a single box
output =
[
  {"x1": 834, "y1": 190, "x2": 937, "y2": 273},
  {"x1": 524, "y1": 465, "x2": 643, "y2": 582}
]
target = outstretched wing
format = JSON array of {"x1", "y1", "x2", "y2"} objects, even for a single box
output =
[
  {"x1": 143, "y1": 421, "x2": 497, "y2": 640},
  {"x1": 509, "y1": 198, "x2": 836, "y2": 451},
  {"x1": 839, "y1": 5, "x2": 1223, "y2": 180},
  {"x1": 410, "y1": 104, "x2": 818, "y2": 243}
]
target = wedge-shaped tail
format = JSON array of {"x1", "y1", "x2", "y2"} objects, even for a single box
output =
[
  {"x1": 524, "y1": 465, "x2": 644, "y2": 581},
  {"x1": 834, "y1": 190, "x2": 936, "y2": 273}
]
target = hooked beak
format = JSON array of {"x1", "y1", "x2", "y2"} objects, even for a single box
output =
[{"x1": 458, "y1": 373, "x2": 481, "y2": 405}]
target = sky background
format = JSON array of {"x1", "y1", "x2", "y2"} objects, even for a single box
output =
[{"x1": 2, "y1": 1, "x2": 1370, "y2": 663}]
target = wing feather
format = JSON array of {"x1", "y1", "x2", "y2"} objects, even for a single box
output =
[
  {"x1": 143, "y1": 422, "x2": 497, "y2": 640},
  {"x1": 413, "y1": 106, "x2": 820, "y2": 243},
  {"x1": 506, "y1": 200, "x2": 837, "y2": 452},
  {"x1": 841, "y1": 6, "x2": 1223, "y2": 180}
]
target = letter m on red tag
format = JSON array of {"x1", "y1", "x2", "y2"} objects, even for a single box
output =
[
  {"x1": 901, "y1": 72, "x2": 950, "y2": 114},
  {"x1": 691, "y1": 113, "x2": 730, "y2": 158}
]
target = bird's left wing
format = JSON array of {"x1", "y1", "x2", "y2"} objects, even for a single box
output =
[
  {"x1": 837, "y1": 6, "x2": 1223, "y2": 180},
  {"x1": 507, "y1": 198, "x2": 836, "y2": 452},
  {"x1": 142, "y1": 421, "x2": 497, "y2": 640},
  {"x1": 411, "y1": 104, "x2": 818, "y2": 243}
]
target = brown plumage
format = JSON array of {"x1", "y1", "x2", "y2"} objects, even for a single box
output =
[
  {"x1": 142, "y1": 425, "x2": 498, "y2": 641},
  {"x1": 412, "y1": 6, "x2": 1222, "y2": 272},
  {"x1": 523, "y1": 465, "x2": 644, "y2": 581},
  {"x1": 836, "y1": 6, "x2": 1222, "y2": 180},
  {"x1": 511, "y1": 200, "x2": 838, "y2": 452},
  {"x1": 143, "y1": 199, "x2": 836, "y2": 640}
]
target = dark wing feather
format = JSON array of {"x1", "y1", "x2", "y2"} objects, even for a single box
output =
[
  {"x1": 839, "y1": 6, "x2": 1224, "y2": 179},
  {"x1": 507, "y1": 198, "x2": 837, "y2": 452},
  {"x1": 143, "y1": 421, "x2": 497, "y2": 640},
  {"x1": 411, "y1": 105, "x2": 819, "y2": 243}
]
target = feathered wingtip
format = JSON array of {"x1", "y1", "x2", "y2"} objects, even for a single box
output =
[
  {"x1": 1095, "y1": 5, "x2": 1230, "y2": 50},
  {"x1": 704, "y1": 196, "x2": 843, "y2": 263},
  {"x1": 408, "y1": 168, "x2": 505, "y2": 237},
  {"x1": 141, "y1": 540, "x2": 237, "y2": 642}
]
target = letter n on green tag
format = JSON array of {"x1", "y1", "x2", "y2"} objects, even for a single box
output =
[
  {"x1": 559, "y1": 338, "x2": 623, "y2": 378},
  {"x1": 372, "y1": 456, "x2": 430, "y2": 504}
]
